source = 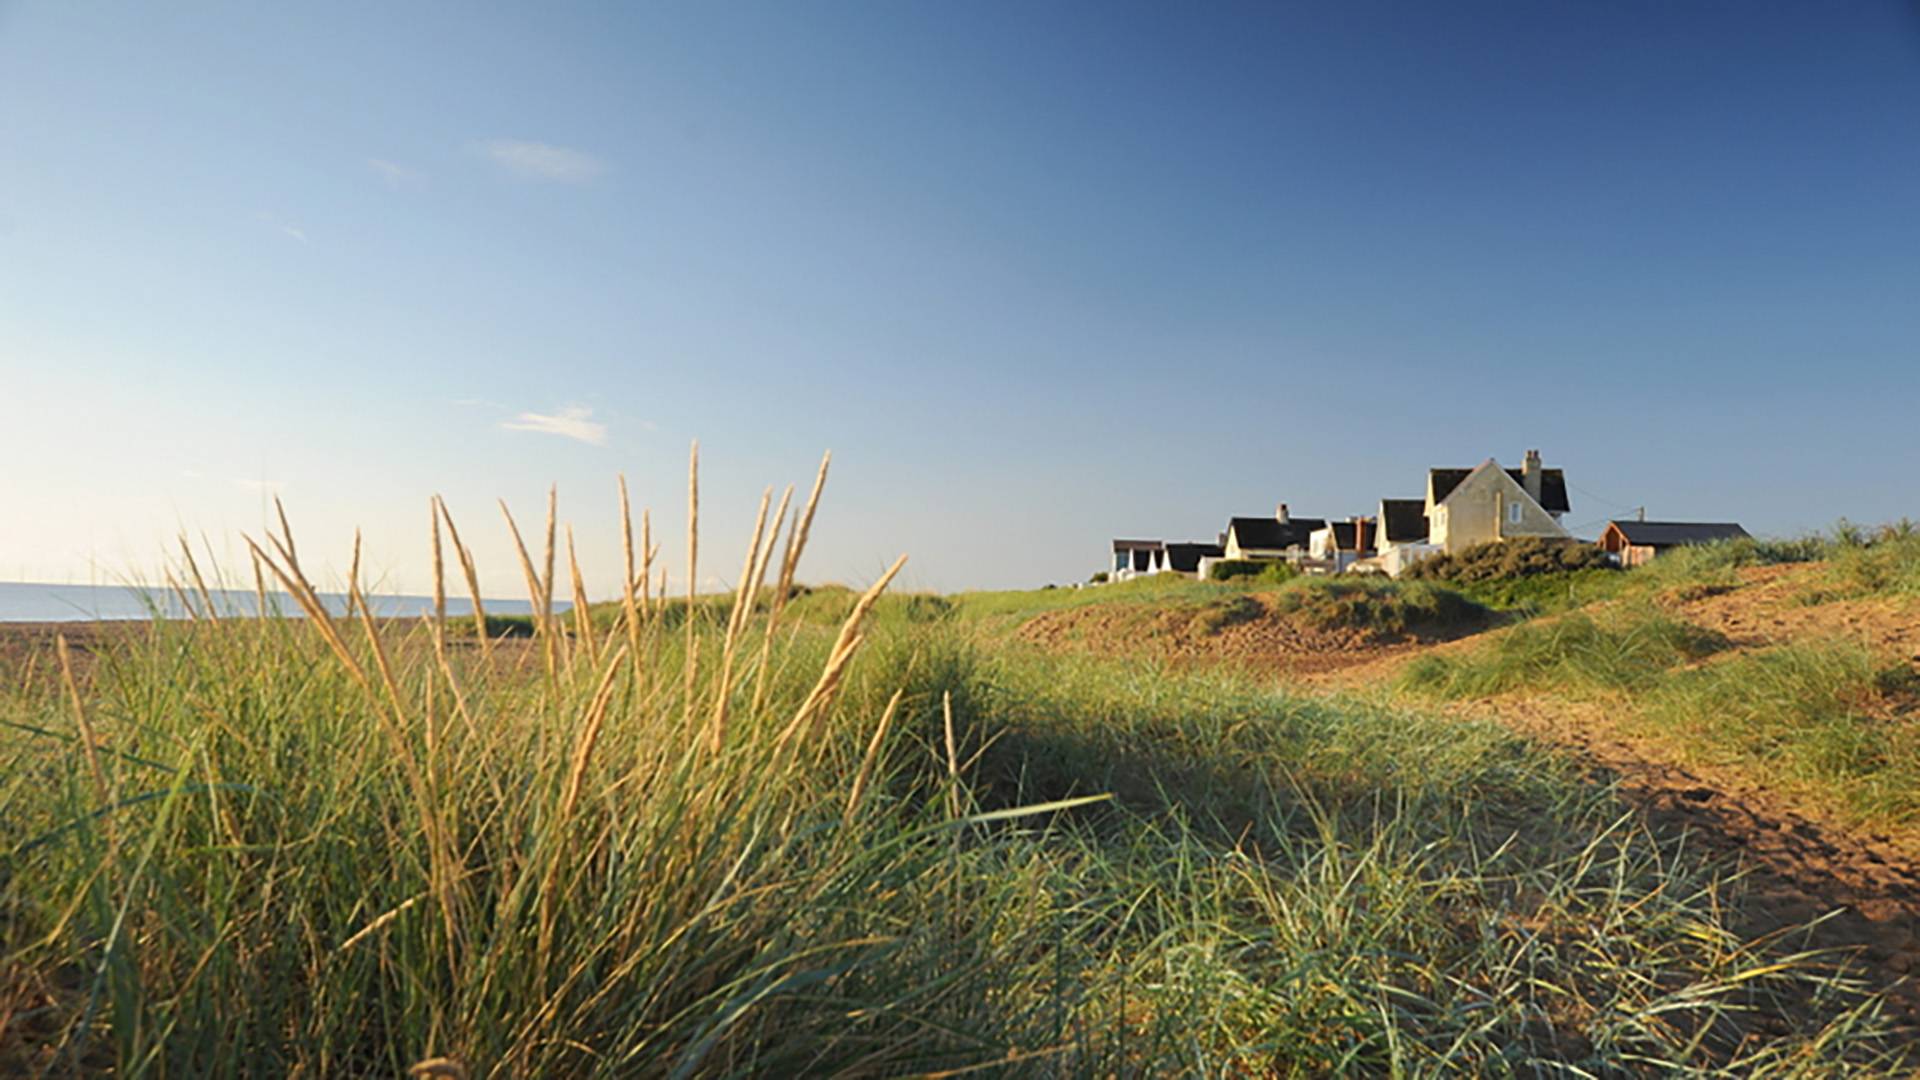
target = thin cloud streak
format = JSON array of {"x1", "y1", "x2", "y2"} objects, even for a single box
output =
[
  {"x1": 478, "y1": 139, "x2": 605, "y2": 183},
  {"x1": 368, "y1": 157, "x2": 427, "y2": 189},
  {"x1": 499, "y1": 406, "x2": 608, "y2": 446}
]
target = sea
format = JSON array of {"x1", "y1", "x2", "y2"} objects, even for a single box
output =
[{"x1": 0, "y1": 581, "x2": 560, "y2": 623}]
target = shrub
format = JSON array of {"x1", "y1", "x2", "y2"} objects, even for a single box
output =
[
  {"x1": 1271, "y1": 578, "x2": 1489, "y2": 639},
  {"x1": 1088, "y1": 570, "x2": 1109, "y2": 584},
  {"x1": 1208, "y1": 559, "x2": 1297, "y2": 584},
  {"x1": 1455, "y1": 568, "x2": 1627, "y2": 617},
  {"x1": 1405, "y1": 537, "x2": 1615, "y2": 584}
]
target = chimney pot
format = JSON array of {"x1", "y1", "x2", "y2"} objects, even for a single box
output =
[{"x1": 1276, "y1": 503, "x2": 1290, "y2": 524}]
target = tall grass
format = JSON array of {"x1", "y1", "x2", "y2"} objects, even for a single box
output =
[
  {"x1": 0, "y1": 465, "x2": 1909, "y2": 1075},
  {"x1": 1399, "y1": 606, "x2": 1728, "y2": 698},
  {"x1": 1638, "y1": 641, "x2": 1920, "y2": 829}
]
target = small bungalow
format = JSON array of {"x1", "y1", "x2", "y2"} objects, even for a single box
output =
[
  {"x1": 1164, "y1": 541, "x2": 1225, "y2": 575},
  {"x1": 1308, "y1": 517, "x2": 1376, "y2": 573},
  {"x1": 1109, "y1": 539, "x2": 1165, "y2": 580},
  {"x1": 1376, "y1": 497, "x2": 1439, "y2": 577},
  {"x1": 1426, "y1": 450, "x2": 1571, "y2": 553},
  {"x1": 1598, "y1": 520, "x2": 1751, "y2": 568},
  {"x1": 1223, "y1": 505, "x2": 1326, "y2": 561}
]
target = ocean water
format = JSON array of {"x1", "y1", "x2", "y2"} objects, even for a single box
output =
[{"x1": 0, "y1": 581, "x2": 558, "y2": 622}]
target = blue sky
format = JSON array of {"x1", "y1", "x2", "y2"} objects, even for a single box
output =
[{"x1": 3, "y1": 2, "x2": 1918, "y2": 595}]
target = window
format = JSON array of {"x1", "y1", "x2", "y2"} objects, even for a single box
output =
[{"x1": 1508, "y1": 501, "x2": 1524, "y2": 525}]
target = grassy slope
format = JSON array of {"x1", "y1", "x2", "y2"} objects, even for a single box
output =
[
  {"x1": 2, "y1": 539, "x2": 1914, "y2": 1073},
  {"x1": 1400, "y1": 532, "x2": 1920, "y2": 834}
]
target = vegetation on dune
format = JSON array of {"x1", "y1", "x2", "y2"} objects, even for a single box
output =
[
  {"x1": 1399, "y1": 606, "x2": 1729, "y2": 698},
  {"x1": 1451, "y1": 566, "x2": 1629, "y2": 617},
  {"x1": 1405, "y1": 536, "x2": 1615, "y2": 584},
  {"x1": 1269, "y1": 577, "x2": 1491, "y2": 639},
  {"x1": 1207, "y1": 558, "x2": 1298, "y2": 584},
  {"x1": 1815, "y1": 521, "x2": 1920, "y2": 601},
  {"x1": 1637, "y1": 642, "x2": 1920, "y2": 828},
  {"x1": 1, "y1": 468, "x2": 1913, "y2": 1074}
]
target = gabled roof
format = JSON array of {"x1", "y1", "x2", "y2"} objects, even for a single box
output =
[
  {"x1": 1163, "y1": 542, "x2": 1225, "y2": 573},
  {"x1": 1429, "y1": 465, "x2": 1570, "y2": 514},
  {"x1": 1315, "y1": 520, "x2": 1374, "y2": 552},
  {"x1": 1226, "y1": 516, "x2": 1325, "y2": 551},
  {"x1": 1605, "y1": 521, "x2": 1751, "y2": 547},
  {"x1": 1378, "y1": 499, "x2": 1429, "y2": 544}
]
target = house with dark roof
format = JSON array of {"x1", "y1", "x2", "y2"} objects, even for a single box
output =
[
  {"x1": 1376, "y1": 497, "x2": 1440, "y2": 576},
  {"x1": 1165, "y1": 541, "x2": 1225, "y2": 574},
  {"x1": 1222, "y1": 505, "x2": 1326, "y2": 561},
  {"x1": 1425, "y1": 450, "x2": 1571, "y2": 553},
  {"x1": 1309, "y1": 517, "x2": 1376, "y2": 572},
  {"x1": 1109, "y1": 539, "x2": 1165, "y2": 580},
  {"x1": 1599, "y1": 520, "x2": 1751, "y2": 568}
]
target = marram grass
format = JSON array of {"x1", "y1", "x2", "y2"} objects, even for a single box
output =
[{"x1": 0, "y1": 456, "x2": 1911, "y2": 1076}]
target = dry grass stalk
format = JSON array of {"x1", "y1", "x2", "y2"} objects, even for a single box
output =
[
  {"x1": 541, "y1": 485, "x2": 559, "y2": 663},
  {"x1": 246, "y1": 534, "x2": 371, "y2": 690},
  {"x1": 345, "y1": 544, "x2": 464, "y2": 978},
  {"x1": 250, "y1": 546, "x2": 269, "y2": 621},
  {"x1": 539, "y1": 644, "x2": 630, "y2": 961},
  {"x1": 56, "y1": 634, "x2": 110, "y2": 814},
  {"x1": 178, "y1": 534, "x2": 219, "y2": 623},
  {"x1": 407, "y1": 1057, "x2": 468, "y2": 1080},
  {"x1": 435, "y1": 498, "x2": 490, "y2": 660},
  {"x1": 430, "y1": 499, "x2": 447, "y2": 634},
  {"x1": 943, "y1": 691, "x2": 962, "y2": 819},
  {"x1": 743, "y1": 486, "x2": 792, "y2": 634},
  {"x1": 704, "y1": 488, "x2": 775, "y2": 754},
  {"x1": 499, "y1": 499, "x2": 557, "y2": 682},
  {"x1": 684, "y1": 440, "x2": 700, "y2": 724},
  {"x1": 753, "y1": 452, "x2": 830, "y2": 712},
  {"x1": 273, "y1": 495, "x2": 300, "y2": 573},
  {"x1": 349, "y1": 556, "x2": 411, "y2": 743},
  {"x1": 638, "y1": 512, "x2": 654, "y2": 622},
  {"x1": 164, "y1": 570, "x2": 198, "y2": 623},
  {"x1": 567, "y1": 525, "x2": 596, "y2": 665},
  {"x1": 619, "y1": 475, "x2": 642, "y2": 676},
  {"x1": 773, "y1": 553, "x2": 907, "y2": 755},
  {"x1": 844, "y1": 689, "x2": 905, "y2": 825},
  {"x1": 347, "y1": 530, "x2": 364, "y2": 620},
  {"x1": 243, "y1": 515, "x2": 472, "y2": 980}
]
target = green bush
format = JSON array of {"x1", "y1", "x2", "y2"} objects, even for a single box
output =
[
  {"x1": 1270, "y1": 578, "x2": 1489, "y2": 639},
  {"x1": 1088, "y1": 570, "x2": 1109, "y2": 584},
  {"x1": 1208, "y1": 559, "x2": 1297, "y2": 584},
  {"x1": 1405, "y1": 537, "x2": 1616, "y2": 584},
  {"x1": 1455, "y1": 568, "x2": 1628, "y2": 616}
]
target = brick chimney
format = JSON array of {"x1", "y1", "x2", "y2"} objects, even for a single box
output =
[
  {"x1": 1275, "y1": 503, "x2": 1290, "y2": 524},
  {"x1": 1521, "y1": 449, "x2": 1544, "y2": 504},
  {"x1": 1352, "y1": 515, "x2": 1369, "y2": 553}
]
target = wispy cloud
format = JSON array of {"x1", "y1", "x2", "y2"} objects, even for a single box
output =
[
  {"x1": 368, "y1": 157, "x2": 427, "y2": 190},
  {"x1": 478, "y1": 139, "x2": 605, "y2": 183},
  {"x1": 256, "y1": 211, "x2": 308, "y2": 243},
  {"x1": 500, "y1": 406, "x2": 608, "y2": 446}
]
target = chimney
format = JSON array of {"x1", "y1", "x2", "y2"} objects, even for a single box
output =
[
  {"x1": 1522, "y1": 449, "x2": 1544, "y2": 504},
  {"x1": 1275, "y1": 503, "x2": 1290, "y2": 524},
  {"x1": 1352, "y1": 515, "x2": 1369, "y2": 553}
]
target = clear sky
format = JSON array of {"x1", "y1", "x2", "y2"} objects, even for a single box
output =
[{"x1": 3, "y1": 2, "x2": 1918, "y2": 596}]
